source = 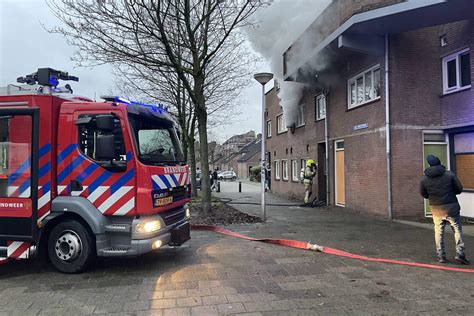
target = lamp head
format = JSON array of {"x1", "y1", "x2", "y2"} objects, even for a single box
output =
[{"x1": 253, "y1": 72, "x2": 274, "y2": 85}]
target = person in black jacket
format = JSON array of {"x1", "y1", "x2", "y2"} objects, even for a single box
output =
[
  {"x1": 420, "y1": 155, "x2": 469, "y2": 264},
  {"x1": 211, "y1": 169, "x2": 218, "y2": 191}
]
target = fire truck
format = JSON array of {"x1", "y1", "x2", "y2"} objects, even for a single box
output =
[{"x1": 0, "y1": 68, "x2": 191, "y2": 273}]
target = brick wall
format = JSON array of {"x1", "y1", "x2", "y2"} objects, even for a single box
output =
[
  {"x1": 390, "y1": 28, "x2": 442, "y2": 127},
  {"x1": 269, "y1": 51, "x2": 389, "y2": 211},
  {"x1": 285, "y1": 0, "x2": 406, "y2": 76},
  {"x1": 238, "y1": 154, "x2": 260, "y2": 179},
  {"x1": 328, "y1": 54, "x2": 386, "y2": 139},
  {"x1": 265, "y1": 86, "x2": 325, "y2": 200},
  {"x1": 439, "y1": 20, "x2": 474, "y2": 127},
  {"x1": 388, "y1": 22, "x2": 474, "y2": 218},
  {"x1": 338, "y1": 0, "x2": 405, "y2": 24},
  {"x1": 389, "y1": 27, "x2": 441, "y2": 219},
  {"x1": 274, "y1": 5, "x2": 473, "y2": 219},
  {"x1": 390, "y1": 128, "x2": 425, "y2": 219},
  {"x1": 344, "y1": 131, "x2": 388, "y2": 216}
]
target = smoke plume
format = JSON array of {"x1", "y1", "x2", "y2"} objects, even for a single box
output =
[{"x1": 246, "y1": 0, "x2": 331, "y2": 127}]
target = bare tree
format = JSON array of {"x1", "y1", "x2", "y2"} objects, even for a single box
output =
[
  {"x1": 113, "y1": 37, "x2": 255, "y2": 196},
  {"x1": 114, "y1": 65, "x2": 200, "y2": 197},
  {"x1": 49, "y1": 0, "x2": 261, "y2": 212}
]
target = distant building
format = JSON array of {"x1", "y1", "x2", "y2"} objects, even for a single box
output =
[
  {"x1": 213, "y1": 131, "x2": 257, "y2": 173},
  {"x1": 237, "y1": 137, "x2": 262, "y2": 179},
  {"x1": 266, "y1": 0, "x2": 474, "y2": 219},
  {"x1": 216, "y1": 131, "x2": 256, "y2": 159}
]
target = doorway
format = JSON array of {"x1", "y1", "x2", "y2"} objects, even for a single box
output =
[
  {"x1": 423, "y1": 136, "x2": 449, "y2": 216},
  {"x1": 317, "y1": 143, "x2": 326, "y2": 201},
  {"x1": 335, "y1": 140, "x2": 345, "y2": 207}
]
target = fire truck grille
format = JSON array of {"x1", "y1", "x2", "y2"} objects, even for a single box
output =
[
  {"x1": 162, "y1": 208, "x2": 186, "y2": 226},
  {"x1": 170, "y1": 186, "x2": 187, "y2": 201}
]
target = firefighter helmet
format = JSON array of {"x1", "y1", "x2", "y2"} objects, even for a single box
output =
[{"x1": 306, "y1": 159, "x2": 315, "y2": 167}]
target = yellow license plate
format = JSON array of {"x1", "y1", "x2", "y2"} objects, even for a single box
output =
[{"x1": 156, "y1": 196, "x2": 173, "y2": 207}]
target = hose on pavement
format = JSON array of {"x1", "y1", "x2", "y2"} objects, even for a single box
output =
[
  {"x1": 218, "y1": 197, "x2": 304, "y2": 207},
  {"x1": 192, "y1": 224, "x2": 474, "y2": 273}
]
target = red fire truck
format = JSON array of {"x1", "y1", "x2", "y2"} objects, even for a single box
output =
[{"x1": 0, "y1": 68, "x2": 191, "y2": 273}]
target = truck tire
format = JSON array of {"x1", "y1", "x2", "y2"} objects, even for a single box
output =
[{"x1": 48, "y1": 220, "x2": 96, "y2": 273}]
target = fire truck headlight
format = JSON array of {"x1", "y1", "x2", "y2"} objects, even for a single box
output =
[
  {"x1": 152, "y1": 240, "x2": 163, "y2": 249},
  {"x1": 184, "y1": 204, "x2": 190, "y2": 218},
  {"x1": 136, "y1": 220, "x2": 162, "y2": 234}
]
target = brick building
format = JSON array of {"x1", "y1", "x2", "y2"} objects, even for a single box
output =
[
  {"x1": 213, "y1": 131, "x2": 257, "y2": 174},
  {"x1": 237, "y1": 137, "x2": 262, "y2": 179},
  {"x1": 215, "y1": 131, "x2": 256, "y2": 160},
  {"x1": 266, "y1": 0, "x2": 474, "y2": 219}
]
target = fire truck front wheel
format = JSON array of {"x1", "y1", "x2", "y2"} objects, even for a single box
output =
[{"x1": 48, "y1": 220, "x2": 96, "y2": 273}]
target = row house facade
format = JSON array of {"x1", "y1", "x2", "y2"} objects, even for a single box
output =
[{"x1": 265, "y1": 0, "x2": 474, "y2": 219}]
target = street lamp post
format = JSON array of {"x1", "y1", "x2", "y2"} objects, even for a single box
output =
[{"x1": 253, "y1": 72, "x2": 273, "y2": 222}]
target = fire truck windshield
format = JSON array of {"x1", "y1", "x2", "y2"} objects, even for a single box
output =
[{"x1": 128, "y1": 114, "x2": 185, "y2": 166}]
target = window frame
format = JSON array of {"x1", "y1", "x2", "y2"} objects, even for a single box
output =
[
  {"x1": 274, "y1": 160, "x2": 281, "y2": 180},
  {"x1": 442, "y1": 48, "x2": 471, "y2": 95},
  {"x1": 77, "y1": 113, "x2": 128, "y2": 173},
  {"x1": 300, "y1": 158, "x2": 308, "y2": 171},
  {"x1": 281, "y1": 159, "x2": 288, "y2": 181},
  {"x1": 77, "y1": 114, "x2": 126, "y2": 161},
  {"x1": 266, "y1": 120, "x2": 272, "y2": 138},
  {"x1": 347, "y1": 64, "x2": 381, "y2": 109},
  {"x1": 315, "y1": 94, "x2": 326, "y2": 121},
  {"x1": 291, "y1": 159, "x2": 299, "y2": 182},
  {"x1": 296, "y1": 104, "x2": 306, "y2": 127},
  {"x1": 276, "y1": 113, "x2": 287, "y2": 134}
]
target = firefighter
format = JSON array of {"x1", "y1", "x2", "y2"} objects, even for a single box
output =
[{"x1": 302, "y1": 159, "x2": 317, "y2": 206}]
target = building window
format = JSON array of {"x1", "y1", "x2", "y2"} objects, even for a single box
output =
[
  {"x1": 442, "y1": 48, "x2": 471, "y2": 94},
  {"x1": 348, "y1": 65, "x2": 381, "y2": 109},
  {"x1": 454, "y1": 132, "x2": 474, "y2": 190},
  {"x1": 440, "y1": 35, "x2": 447, "y2": 47},
  {"x1": 296, "y1": 104, "x2": 305, "y2": 127},
  {"x1": 291, "y1": 160, "x2": 298, "y2": 182},
  {"x1": 301, "y1": 158, "x2": 307, "y2": 171},
  {"x1": 266, "y1": 120, "x2": 272, "y2": 138},
  {"x1": 315, "y1": 94, "x2": 326, "y2": 120},
  {"x1": 282, "y1": 160, "x2": 288, "y2": 180},
  {"x1": 277, "y1": 114, "x2": 287, "y2": 134},
  {"x1": 274, "y1": 160, "x2": 280, "y2": 180}
]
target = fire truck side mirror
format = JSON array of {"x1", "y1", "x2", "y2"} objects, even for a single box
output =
[
  {"x1": 95, "y1": 135, "x2": 115, "y2": 161},
  {"x1": 96, "y1": 115, "x2": 115, "y2": 132}
]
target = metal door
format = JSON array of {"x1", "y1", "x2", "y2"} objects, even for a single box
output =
[
  {"x1": 335, "y1": 140, "x2": 345, "y2": 206},
  {"x1": 0, "y1": 108, "x2": 39, "y2": 242}
]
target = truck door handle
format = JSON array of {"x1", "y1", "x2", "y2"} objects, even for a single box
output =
[{"x1": 69, "y1": 179, "x2": 83, "y2": 192}]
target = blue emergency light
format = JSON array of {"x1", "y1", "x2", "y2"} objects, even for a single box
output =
[{"x1": 101, "y1": 96, "x2": 168, "y2": 114}]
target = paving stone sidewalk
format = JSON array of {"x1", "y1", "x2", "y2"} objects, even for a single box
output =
[{"x1": 0, "y1": 180, "x2": 473, "y2": 315}]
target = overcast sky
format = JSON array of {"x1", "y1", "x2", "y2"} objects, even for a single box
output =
[{"x1": 0, "y1": 0, "x2": 273, "y2": 143}]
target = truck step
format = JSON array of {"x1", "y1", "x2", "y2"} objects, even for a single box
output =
[
  {"x1": 100, "y1": 247, "x2": 130, "y2": 255},
  {"x1": 104, "y1": 224, "x2": 131, "y2": 233}
]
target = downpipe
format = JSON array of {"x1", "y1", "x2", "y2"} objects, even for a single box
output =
[{"x1": 385, "y1": 34, "x2": 393, "y2": 220}]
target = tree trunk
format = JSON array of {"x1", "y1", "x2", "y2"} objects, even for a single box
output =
[
  {"x1": 197, "y1": 110, "x2": 211, "y2": 212},
  {"x1": 188, "y1": 137, "x2": 198, "y2": 197},
  {"x1": 182, "y1": 131, "x2": 188, "y2": 162}
]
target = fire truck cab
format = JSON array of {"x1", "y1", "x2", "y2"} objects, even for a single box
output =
[{"x1": 0, "y1": 68, "x2": 191, "y2": 273}]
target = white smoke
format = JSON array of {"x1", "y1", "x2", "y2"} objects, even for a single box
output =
[{"x1": 246, "y1": 0, "x2": 332, "y2": 127}]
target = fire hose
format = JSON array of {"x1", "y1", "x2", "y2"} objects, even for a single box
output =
[{"x1": 192, "y1": 225, "x2": 474, "y2": 273}]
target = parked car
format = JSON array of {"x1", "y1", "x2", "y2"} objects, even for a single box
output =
[{"x1": 218, "y1": 171, "x2": 237, "y2": 180}]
